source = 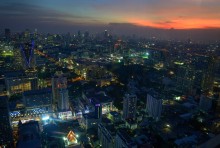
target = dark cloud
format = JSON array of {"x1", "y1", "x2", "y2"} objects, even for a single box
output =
[{"x1": 0, "y1": 3, "x2": 97, "y2": 32}]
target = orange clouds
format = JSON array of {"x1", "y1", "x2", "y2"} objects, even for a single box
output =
[{"x1": 128, "y1": 18, "x2": 220, "y2": 29}]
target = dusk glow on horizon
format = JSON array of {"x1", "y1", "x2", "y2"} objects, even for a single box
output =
[{"x1": 0, "y1": 0, "x2": 220, "y2": 31}]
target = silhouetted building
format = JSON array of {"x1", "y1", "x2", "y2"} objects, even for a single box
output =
[
  {"x1": 0, "y1": 96, "x2": 13, "y2": 148},
  {"x1": 16, "y1": 121, "x2": 42, "y2": 148}
]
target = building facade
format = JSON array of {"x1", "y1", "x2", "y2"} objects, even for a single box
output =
[
  {"x1": 98, "y1": 124, "x2": 114, "y2": 148},
  {"x1": 52, "y1": 71, "x2": 69, "y2": 111},
  {"x1": 4, "y1": 71, "x2": 38, "y2": 96},
  {"x1": 146, "y1": 90, "x2": 162, "y2": 121},
  {"x1": 123, "y1": 93, "x2": 137, "y2": 120},
  {"x1": 23, "y1": 88, "x2": 52, "y2": 114}
]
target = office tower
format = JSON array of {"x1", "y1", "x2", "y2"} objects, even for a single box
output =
[
  {"x1": 173, "y1": 63, "x2": 194, "y2": 93},
  {"x1": 123, "y1": 93, "x2": 137, "y2": 120},
  {"x1": 52, "y1": 71, "x2": 69, "y2": 111},
  {"x1": 98, "y1": 124, "x2": 114, "y2": 148},
  {"x1": 146, "y1": 89, "x2": 162, "y2": 121},
  {"x1": 4, "y1": 71, "x2": 38, "y2": 96},
  {"x1": 20, "y1": 42, "x2": 36, "y2": 70},
  {"x1": 115, "y1": 129, "x2": 137, "y2": 148},
  {"x1": 0, "y1": 96, "x2": 13, "y2": 148},
  {"x1": 199, "y1": 95, "x2": 212, "y2": 112}
]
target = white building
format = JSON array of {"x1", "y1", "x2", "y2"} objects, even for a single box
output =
[{"x1": 146, "y1": 89, "x2": 162, "y2": 121}]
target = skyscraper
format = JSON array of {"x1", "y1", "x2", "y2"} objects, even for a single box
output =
[
  {"x1": 20, "y1": 42, "x2": 35, "y2": 70},
  {"x1": 52, "y1": 71, "x2": 69, "y2": 111},
  {"x1": 146, "y1": 89, "x2": 162, "y2": 121},
  {"x1": 123, "y1": 93, "x2": 137, "y2": 120},
  {"x1": 0, "y1": 96, "x2": 13, "y2": 147}
]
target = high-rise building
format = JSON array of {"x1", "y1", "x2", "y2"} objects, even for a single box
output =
[
  {"x1": 173, "y1": 63, "x2": 194, "y2": 93},
  {"x1": 146, "y1": 89, "x2": 162, "y2": 121},
  {"x1": 0, "y1": 96, "x2": 13, "y2": 147},
  {"x1": 123, "y1": 93, "x2": 137, "y2": 120},
  {"x1": 20, "y1": 42, "x2": 36, "y2": 70},
  {"x1": 115, "y1": 129, "x2": 137, "y2": 148},
  {"x1": 52, "y1": 71, "x2": 69, "y2": 111}
]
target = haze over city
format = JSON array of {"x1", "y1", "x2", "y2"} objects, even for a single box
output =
[{"x1": 1, "y1": 0, "x2": 220, "y2": 41}]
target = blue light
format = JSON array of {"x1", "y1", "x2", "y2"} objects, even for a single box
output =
[{"x1": 42, "y1": 115, "x2": 50, "y2": 121}]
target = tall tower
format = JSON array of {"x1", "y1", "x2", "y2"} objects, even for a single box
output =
[
  {"x1": 52, "y1": 71, "x2": 69, "y2": 111},
  {"x1": 20, "y1": 41, "x2": 35, "y2": 70},
  {"x1": 146, "y1": 89, "x2": 162, "y2": 121},
  {"x1": 122, "y1": 93, "x2": 137, "y2": 120}
]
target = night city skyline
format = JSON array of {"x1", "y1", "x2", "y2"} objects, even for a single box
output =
[{"x1": 1, "y1": 1, "x2": 220, "y2": 148}]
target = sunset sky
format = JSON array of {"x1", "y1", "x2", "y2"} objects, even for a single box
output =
[{"x1": 0, "y1": 0, "x2": 220, "y2": 32}]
